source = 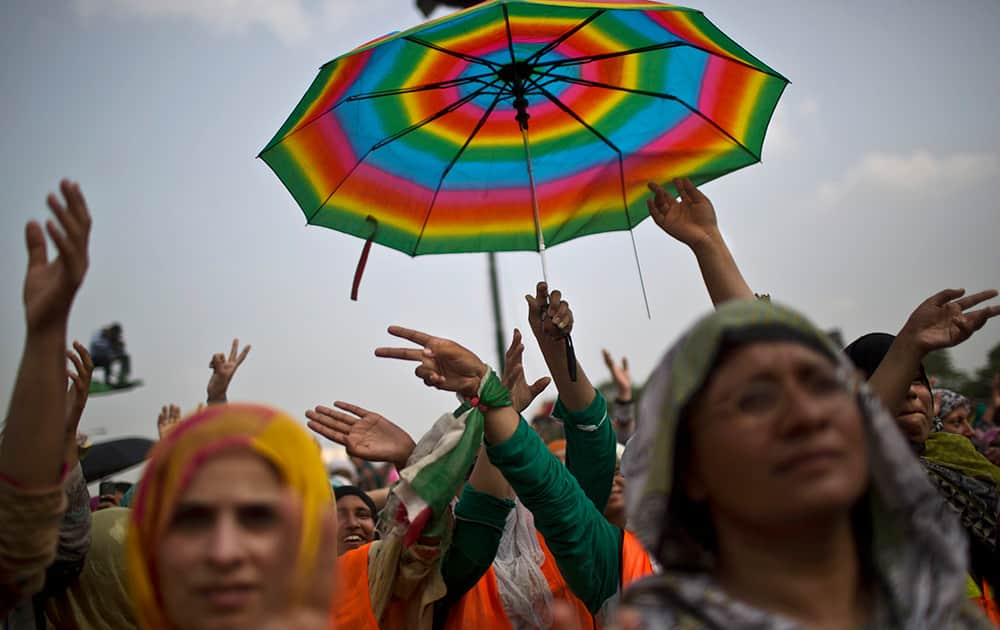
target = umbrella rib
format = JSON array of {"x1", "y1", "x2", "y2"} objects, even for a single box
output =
[
  {"x1": 542, "y1": 72, "x2": 759, "y2": 161},
  {"x1": 534, "y1": 40, "x2": 787, "y2": 82},
  {"x1": 502, "y1": 4, "x2": 517, "y2": 65},
  {"x1": 411, "y1": 90, "x2": 505, "y2": 257},
  {"x1": 259, "y1": 75, "x2": 494, "y2": 155},
  {"x1": 403, "y1": 35, "x2": 501, "y2": 70},
  {"x1": 527, "y1": 77, "x2": 652, "y2": 317},
  {"x1": 343, "y1": 73, "x2": 497, "y2": 103},
  {"x1": 525, "y1": 9, "x2": 606, "y2": 65},
  {"x1": 533, "y1": 41, "x2": 685, "y2": 68},
  {"x1": 305, "y1": 79, "x2": 501, "y2": 224}
]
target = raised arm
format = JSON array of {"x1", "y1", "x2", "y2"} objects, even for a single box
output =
[
  {"x1": 603, "y1": 348, "x2": 635, "y2": 444},
  {"x1": 206, "y1": 338, "x2": 251, "y2": 404},
  {"x1": 526, "y1": 282, "x2": 594, "y2": 411},
  {"x1": 375, "y1": 326, "x2": 622, "y2": 613},
  {"x1": 647, "y1": 177, "x2": 753, "y2": 305},
  {"x1": 0, "y1": 180, "x2": 91, "y2": 616},
  {"x1": 64, "y1": 342, "x2": 94, "y2": 469},
  {"x1": 1, "y1": 180, "x2": 91, "y2": 487},
  {"x1": 869, "y1": 288, "x2": 1000, "y2": 415}
]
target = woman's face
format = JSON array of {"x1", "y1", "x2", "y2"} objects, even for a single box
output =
[
  {"x1": 940, "y1": 406, "x2": 974, "y2": 439},
  {"x1": 684, "y1": 342, "x2": 869, "y2": 531},
  {"x1": 156, "y1": 450, "x2": 288, "y2": 630}
]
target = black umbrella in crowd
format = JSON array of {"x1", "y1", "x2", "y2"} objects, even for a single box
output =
[{"x1": 81, "y1": 437, "x2": 155, "y2": 483}]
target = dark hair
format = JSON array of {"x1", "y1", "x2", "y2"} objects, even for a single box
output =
[{"x1": 334, "y1": 485, "x2": 377, "y2": 518}]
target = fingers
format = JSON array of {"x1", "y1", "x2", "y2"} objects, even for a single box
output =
[
  {"x1": 679, "y1": 177, "x2": 706, "y2": 203},
  {"x1": 210, "y1": 352, "x2": 225, "y2": 369},
  {"x1": 236, "y1": 344, "x2": 251, "y2": 367},
  {"x1": 170, "y1": 404, "x2": 180, "y2": 420},
  {"x1": 374, "y1": 346, "x2": 426, "y2": 362},
  {"x1": 927, "y1": 288, "x2": 965, "y2": 307},
  {"x1": 414, "y1": 364, "x2": 443, "y2": 387},
  {"x1": 229, "y1": 338, "x2": 239, "y2": 362},
  {"x1": 45, "y1": 219, "x2": 80, "y2": 272},
  {"x1": 532, "y1": 281, "x2": 549, "y2": 314},
  {"x1": 47, "y1": 192, "x2": 83, "y2": 246},
  {"x1": 386, "y1": 325, "x2": 431, "y2": 346},
  {"x1": 963, "y1": 304, "x2": 1000, "y2": 333},
  {"x1": 954, "y1": 289, "x2": 998, "y2": 311},
  {"x1": 602, "y1": 349, "x2": 614, "y2": 369},
  {"x1": 674, "y1": 177, "x2": 693, "y2": 204},
  {"x1": 61, "y1": 180, "x2": 92, "y2": 237},
  {"x1": 506, "y1": 328, "x2": 522, "y2": 359},
  {"x1": 528, "y1": 376, "x2": 551, "y2": 398},
  {"x1": 73, "y1": 341, "x2": 93, "y2": 373},
  {"x1": 622, "y1": 356, "x2": 629, "y2": 372},
  {"x1": 24, "y1": 221, "x2": 48, "y2": 269},
  {"x1": 66, "y1": 347, "x2": 85, "y2": 377},
  {"x1": 333, "y1": 401, "x2": 370, "y2": 418},
  {"x1": 502, "y1": 363, "x2": 524, "y2": 389}
]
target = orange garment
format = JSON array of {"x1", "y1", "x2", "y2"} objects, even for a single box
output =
[
  {"x1": 329, "y1": 542, "x2": 453, "y2": 630},
  {"x1": 444, "y1": 566, "x2": 514, "y2": 630},
  {"x1": 448, "y1": 529, "x2": 653, "y2": 628},
  {"x1": 330, "y1": 544, "x2": 377, "y2": 630},
  {"x1": 975, "y1": 579, "x2": 1000, "y2": 628}
]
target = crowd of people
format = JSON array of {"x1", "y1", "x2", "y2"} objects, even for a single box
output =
[{"x1": 1, "y1": 174, "x2": 999, "y2": 630}]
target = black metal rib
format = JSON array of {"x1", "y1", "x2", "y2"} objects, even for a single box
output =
[
  {"x1": 534, "y1": 41, "x2": 685, "y2": 68},
  {"x1": 540, "y1": 72, "x2": 759, "y2": 161},
  {"x1": 343, "y1": 72, "x2": 496, "y2": 103},
  {"x1": 410, "y1": 90, "x2": 505, "y2": 256},
  {"x1": 305, "y1": 78, "x2": 500, "y2": 223},
  {"x1": 261, "y1": 75, "x2": 494, "y2": 153},
  {"x1": 403, "y1": 35, "x2": 501, "y2": 70},
  {"x1": 533, "y1": 40, "x2": 787, "y2": 81},
  {"x1": 370, "y1": 78, "x2": 500, "y2": 151},
  {"x1": 525, "y1": 9, "x2": 605, "y2": 65},
  {"x1": 527, "y1": 76, "x2": 652, "y2": 316},
  {"x1": 502, "y1": 4, "x2": 517, "y2": 66}
]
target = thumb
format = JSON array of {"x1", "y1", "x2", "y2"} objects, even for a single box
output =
[
  {"x1": 529, "y1": 376, "x2": 551, "y2": 397},
  {"x1": 25, "y1": 221, "x2": 48, "y2": 269},
  {"x1": 525, "y1": 293, "x2": 538, "y2": 310}
]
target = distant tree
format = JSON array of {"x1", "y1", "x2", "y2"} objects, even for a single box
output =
[
  {"x1": 924, "y1": 348, "x2": 969, "y2": 391},
  {"x1": 416, "y1": 0, "x2": 480, "y2": 18},
  {"x1": 966, "y1": 341, "x2": 1000, "y2": 400}
]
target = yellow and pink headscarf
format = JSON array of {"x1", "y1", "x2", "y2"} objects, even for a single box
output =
[{"x1": 126, "y1": 403, "x2": 332, "y2": 629}]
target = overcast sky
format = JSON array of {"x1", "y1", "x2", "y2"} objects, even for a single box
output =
[{"x1": 2, "y1": 0, "x2": 998, "y2": 479}]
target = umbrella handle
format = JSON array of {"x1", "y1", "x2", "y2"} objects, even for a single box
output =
[{"x1": 564, "y1": 334, "x2": 577, "y2": 382}]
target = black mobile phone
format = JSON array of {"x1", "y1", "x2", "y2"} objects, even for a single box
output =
[{"x1": 98, "y1": 480, "x2": 116, "y2": 496}]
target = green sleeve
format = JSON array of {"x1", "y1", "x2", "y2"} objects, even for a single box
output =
[
  {"x1": 553, "y1": 389, "x2": 615, "y2": 512},
  {"x1": 487, "y1": 419, "x2": 620, "y2": 613},
  {"x1": 440, "y1": 483, "x2": 514, "y2": 604}
]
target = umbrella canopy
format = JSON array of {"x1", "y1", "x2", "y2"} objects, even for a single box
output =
[
  {"x1": 81, "y1": 437, "x2": 154, "y2": 483},
  {"x1": 260, "y1": 0, "x2": 787, "y2": 259}
]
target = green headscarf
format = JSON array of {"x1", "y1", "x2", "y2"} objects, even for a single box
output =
[{"x1": 622, "y1": 300, "x2": 980, "y2": 629}]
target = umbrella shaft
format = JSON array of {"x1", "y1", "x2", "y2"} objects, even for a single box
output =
[{"x1": 520, "y1": 126, "x2": 550, "y2": 284}]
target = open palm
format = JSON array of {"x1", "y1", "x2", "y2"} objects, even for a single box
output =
[{"x1": 307, "y1": 402, "x2": 415, "y2": 469}]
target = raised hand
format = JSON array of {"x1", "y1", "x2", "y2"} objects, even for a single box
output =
[
  {"x1": 899, "y1": 288, "x2": 1000, "y2": 353},
  {"x1": 157, "y1": 404, "x2": 182, "y2": 439},
  {"x1": 525, "y1": 282, "x2": 573, "y2": 344},
  {"x1": 502, "y1": 328, "x2": 551, "y2": 413},
  {"x1": 602, "y1": 349, "x2": 631, "y2": 401},
  {"x1": 206, "y1": 338, "x2": 251, "y2": 403},
  {"x1": 375, "y1": 326, "x2": 487, "y2": 398},
  {"x1": 306, "y1": 402, "x2": 415, "y2": 470},
  {"x1": 23, "y1": 180, "x2": 92, "y2": 333},
  {"x1": 66, "y1": 341, "x2": 93, "y2": 432},
  {"x1": 646, "y1": 177, "x2": 719, "y2": 251}
]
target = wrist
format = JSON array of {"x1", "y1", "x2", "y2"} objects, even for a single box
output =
[{"x1": 688, "y1": 228, "x2": 725, "y2": 257}]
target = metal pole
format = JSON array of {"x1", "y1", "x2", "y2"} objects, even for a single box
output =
[
  {"x1": 519, "y1": 125, "x2": 550, "y2": 284},
  {"x1": 487, "y1": 252, "x2": 506, "y2": 368}
]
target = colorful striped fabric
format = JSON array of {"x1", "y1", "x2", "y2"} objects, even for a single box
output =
[{"x1": 260, "y1": 0, "x2": 788, "y2": 256}]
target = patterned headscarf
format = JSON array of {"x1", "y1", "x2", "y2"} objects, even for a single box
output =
[
  {"x1": 621, "y1": 300, "x2": 973, "y2": 629},
  {"x1": 935, "y1": 389, "x2": 972, "y2": 432},
  {"x1": 126, "y1": 404, "x2": 332, "y2": 630}
]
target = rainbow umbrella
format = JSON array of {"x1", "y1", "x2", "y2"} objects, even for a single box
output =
[{"x1": 260, "y1": 0, "x2": 787, "y2": 313}]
